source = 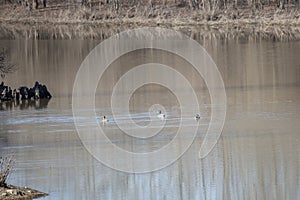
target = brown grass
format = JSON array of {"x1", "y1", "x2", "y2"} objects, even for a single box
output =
[
  {"x1": 0, "y1": 2, "x2": 299, "y2": 41},
  {"x1": 0, "y1": 2, "x2": 299, "y2": 26}
]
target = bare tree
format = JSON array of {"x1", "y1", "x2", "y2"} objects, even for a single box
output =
[
  {"x1": 189, "y1": 0, "x2": 200, "y2": 9},
  {"x1": 0, "y1": 48, "x2": 17, "y2": 78},
  {"x1": 113, "y1": 0, "x2": 119, "y2": 10},
  {"x1": 81, "y1": 0, "x2": 91, "y2": 8},
  {"x1": 0, "y1": 154, "x2": 14, "y2": 187},
  {"x1": 19, "y1": 0, "x2": 46, "y2": 9},
  {"x1": 103, "y1": 0, "x2": 120, "y2": 10},
  {"x1": 33, "y1": 0, "x2": 46, "y2": 9},
  {"x1": 278, "y1": 0, "x2": 285, "y2": 8}
]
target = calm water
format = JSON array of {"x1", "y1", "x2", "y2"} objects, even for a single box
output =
[{"x1": 0, "y1": 33, "x2": 300, "y2": 199}]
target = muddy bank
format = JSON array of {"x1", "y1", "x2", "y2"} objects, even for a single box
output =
[{"x1": 0, "y1": 184, "x2": 47, "y2": 200}]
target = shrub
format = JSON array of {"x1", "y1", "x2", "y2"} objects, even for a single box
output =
[{"x1": 0, "y1": 154, "x2": 14, "y2": 187}]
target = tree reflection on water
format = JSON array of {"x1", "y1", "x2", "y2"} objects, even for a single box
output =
[{"x1": 0, "y1": 99, "x2": 50, "y2": 111}]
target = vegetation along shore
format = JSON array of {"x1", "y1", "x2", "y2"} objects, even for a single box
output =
[
  {"x1": 0, "y1": 0, "x2": 299, "y2": 40},
  {"x1": 0, "y1": 154, "x2": 48, "y2": 199}
]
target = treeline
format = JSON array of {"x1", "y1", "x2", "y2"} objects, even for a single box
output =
[{"x1": 1, "y1": 0, "x2": 299, "y2": 11}]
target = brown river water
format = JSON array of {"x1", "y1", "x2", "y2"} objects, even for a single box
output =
[{"x1": 0, "y1": 30, "x2": 300, "y2": 199}]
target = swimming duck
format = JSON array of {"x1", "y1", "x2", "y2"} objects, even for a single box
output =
[
  {"x1": 102, "y1": 116, "x2": 109, "y2": 123},
  {"x1": 157, "y1": 110, "x2": 165, "y2": 119},
  {"x1": 195, "y1": 114, "x2": 200, "y2": 120}
]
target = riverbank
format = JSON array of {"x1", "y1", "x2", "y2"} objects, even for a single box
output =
[
  {"x1": 0, "y1": 2, "x2": 300, "y2": 40},
  {"x1": 0, "y1": 2, "x2": 299, "y2": 40},
  {"x1": 0, "y1": 184, "x2": 48, "y2": 200},
  {"x1": 0, "y1": 2, "x2": 300, "y2": 26},
  {"x1": 0, "y1": 5, "x2": 300, "y2": 40}
]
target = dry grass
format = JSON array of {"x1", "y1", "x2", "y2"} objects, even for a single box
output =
[
  {"x1": 1, "y1": 19, "x2": 299, "y2": 41},
  {"x1": 0, "y1": 2, "x2": 299, "y2": 41},
  {"x1": 0, "y1": 2, "x2": 299, "y2": 25}
]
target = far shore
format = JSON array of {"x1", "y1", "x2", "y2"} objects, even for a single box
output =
[{"x1": 0, "y1": 2, "x2": 299, "y2": 40}]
